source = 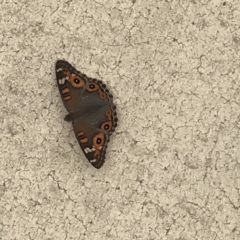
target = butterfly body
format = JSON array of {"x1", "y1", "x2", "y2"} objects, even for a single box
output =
[{"x1": 56, "y1": 60, "x2": 117, "y2": 169}]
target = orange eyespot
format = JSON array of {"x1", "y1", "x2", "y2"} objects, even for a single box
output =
[
  {"x1": 99, "y1": 90, "x2": 107, "y2": 99},
  {"x1": 93, "y1": 132, "x2": 105, "y2": 151},
  {"x1": 101, "y1": 121, "x2": 112, "y2": 132},
  {"x1": 87, "y1": 82, "x2": 99, "y2": 92},
  {"x1": 70, "y1": 75, "x2": 85, "y2": 88},
  {"x1": 106, "y1": 109, "x2": 112, "y2": 118}
]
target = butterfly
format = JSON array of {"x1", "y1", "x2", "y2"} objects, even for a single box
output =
[{"x1": 56, "y1": 60, "x2": 118, "y2": 169}]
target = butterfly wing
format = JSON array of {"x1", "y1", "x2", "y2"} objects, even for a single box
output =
[
  {"x1": 72, "y1": 78, "x2": 118, "y2": 169},
  {"x1": 56, "y1": 60, "x2": 89, "y2": 113},
  {"x1": 56, "y1": 60, "x2": 118, "y2": 169},
  {"x1": 72, "y1": 121, "x2": 109, "y2": 169}
]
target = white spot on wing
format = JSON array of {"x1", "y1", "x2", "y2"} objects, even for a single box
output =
[
  {"x1": 57, "y1": 68, "x2": 63, "y2": 72},
  {"x1": 84, "y1": 147, "x2": 91, "y2": 153},
  {"x1": 59, "y1": 77, "x2": 70, "y2": 85},
  {"x1": 84, "y1": 146, "x2": 97, "y2": 154}
]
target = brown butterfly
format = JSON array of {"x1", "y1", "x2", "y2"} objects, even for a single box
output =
[{"x1": 56, "y1": 60, "x2": 118, "y2": 169}]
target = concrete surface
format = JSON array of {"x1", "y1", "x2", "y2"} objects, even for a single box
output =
[{"x1": 0, "y1": 0, "x2": 239, "y2": 239}]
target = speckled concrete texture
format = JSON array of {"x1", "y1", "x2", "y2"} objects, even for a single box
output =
[{"x1": 0, "y1": 0, "x2": 240, "y2": 239}]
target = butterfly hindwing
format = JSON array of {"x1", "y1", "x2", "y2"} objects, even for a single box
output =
[{"x1": 72, "y1": 121, "x2": 109, "y2": 169}]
